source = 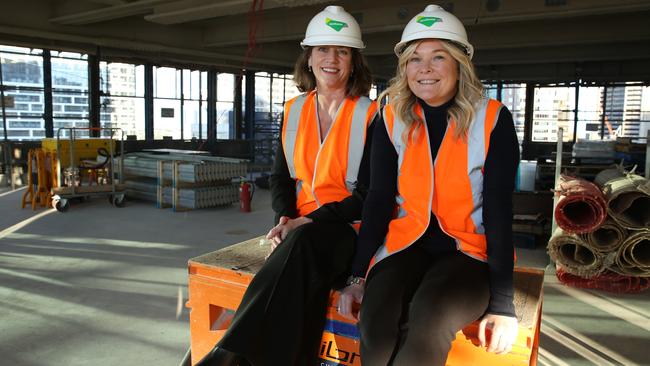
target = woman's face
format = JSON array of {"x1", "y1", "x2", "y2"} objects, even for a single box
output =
[
  {"x1": 308, "y1": 46, "x2": 353, "y2": 92},
  {"x1": 405, "y1": 39, "x2": 459, "y2": 107}
]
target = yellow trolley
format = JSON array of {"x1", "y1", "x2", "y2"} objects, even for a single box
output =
[{"x1": 48, "y1": 127, "x2": 126, "y2": 212}]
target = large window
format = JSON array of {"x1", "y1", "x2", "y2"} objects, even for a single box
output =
[
  {"x1": 153, "y1": 66, "x2": 181, "y2": 139},
  {"x1": 576, "y1": 85, "x2": 604, "y2": 141},
  {"x1": 484, "y1": 83, "x2": 499, "y2": 101},
  {"x1": 253, "y1": 72, "x2": 300, "y2": 163},
  {"x1": 100, "y1": 62, "x2": 145, "y2": 139},
  {"x1": 284, "y1": 75, "x2": 301, "y2": 101},
  {"x1": 254, "y1": 72, "x2": 277, "y2": 164},
  {"x1": 216, "y1": 73, "x2": 235, "y2": 140},
  {"x1": 501, "y1": 83, "x2": 527, "y2": 142},
  {"x1": 5, "y1": 42, "x2": 646, "y2": 149},
  {"x1": 151, "y1": 66, "x2": 209, "y2": 140},
  {"x1": 601, "y1": 83, "x2": 649, "y2": 141},
  {"x1": 0, "y1": 46, "x2": 45, "y2": 140},
  {"x1": 51, "y1": 51, "x2": 89, "y2": 137},
  {"x1": 532, "y1": 85, "x2": 576, "y2": 142},
  {"x1": 182, "y1": 69, "x2": 208, "y2": 140},
  {"x1": 527, "y1": 82, "x2": 650, "y2": 143}
]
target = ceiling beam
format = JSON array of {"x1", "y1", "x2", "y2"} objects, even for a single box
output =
[
  {"x1": 0, "y1": 24, "x2": 293, "y2": 70},
  {"x1": 361, "y1": 11, "x2": 650, "y2": 56},
  {"x1": 145, "y1": 0, "x2": 333, "y2": 25},
  {"x1": 203, "y1": 3, "x2": 419, "y2": 48},
  {"x1": 475, "y1": 41, "x2": 650, "y2": 66},
  {"x1": 202, "y1": 0, "x2": 650, "y2": 47},
  {"x1": 145, "y1": 0, "x2": 283, "y2": 25},
  {"x1": 85, "y1": 0, "x2": 128, "y2": 5},
  {"x1": 50, "y1": 0, "x2": 173, "y2": 25},
  {"x1": 474, "y1": 59, "x2": 650, "y2": 83}
]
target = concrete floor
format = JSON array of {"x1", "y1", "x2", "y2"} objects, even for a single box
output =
[
  {"x1": 1, "y1": 187, "x2": 273, "y2": 366},
  {"x1": 1, "y1": 186, "x2": 648, "y2": 366}
]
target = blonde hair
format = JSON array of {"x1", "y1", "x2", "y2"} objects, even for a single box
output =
[{"x1": 378, "y1": 40, "x2": 484, "y2": 142}]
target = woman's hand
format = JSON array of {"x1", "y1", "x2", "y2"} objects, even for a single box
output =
[
  {"x1": 265, "y1": 216, "x2": 313, "y2": 252},
  {"x1": 337, "y1": 283, "x2": 364, "y2": 321},
  {"x1": 478, "y1": 313, "x2": 518, "y2": 354}
]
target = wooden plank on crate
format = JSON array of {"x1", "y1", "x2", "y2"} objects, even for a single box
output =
[{"x1": 190, "y1": 236, "x2": 267, "y2": 276}]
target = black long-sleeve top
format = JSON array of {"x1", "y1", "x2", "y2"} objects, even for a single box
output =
[
  {"x1": 269, "y1": 121, "x2": 375, "y2": 226},
  {"x1": 351, "y1": 98, "x2": 520, "y2": 317}
]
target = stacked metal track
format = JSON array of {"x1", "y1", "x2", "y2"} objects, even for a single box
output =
[
  {"x1": 125, "y1": 180, "x2": 239, "y2": 209},
  {"x1": 119, "y1": 152, "x2": 247, "y2": 210}
]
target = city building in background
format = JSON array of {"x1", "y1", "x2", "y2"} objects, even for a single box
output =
[
  {"x1": 532, "y1": 86, "x2": 574, "y2": 142},
  {"x1": 2, "y1": 44, "x2": 648, "y2": 161},
  {"x1": 603, "y1": 85, "x2": 645, "y2": 139},
  {"x1": 100, "y1": 62, "x2": 144, "y2": 139},
  {"x1": 501, "y1": 83, "x2": 527, "y2": 142}
]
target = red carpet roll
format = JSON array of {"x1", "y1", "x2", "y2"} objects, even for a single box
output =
[
  {"x1": 554, "y1": 174, "x2": 607, "y2": 234},
  {"x1": 556, "y1": 265, "x2": 650, "y2": 293}
]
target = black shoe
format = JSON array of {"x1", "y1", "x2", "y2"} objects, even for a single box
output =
[{"x1": 194, "y1": 347, "x2": 241, "y2": 366}]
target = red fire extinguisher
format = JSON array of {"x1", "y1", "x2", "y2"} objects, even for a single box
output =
[{"x1": 240, "y1": 181, "x2": 254, "y2": 212}]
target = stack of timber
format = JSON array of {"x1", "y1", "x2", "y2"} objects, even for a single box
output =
[{"x1": 119, "y1": 152, "x2": 247, "y2": 210}]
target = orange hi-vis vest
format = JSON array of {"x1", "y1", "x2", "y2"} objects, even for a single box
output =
[
  {"x1": 282, "y1": 91, "x2": 377, "y2": 218},
  {"x1": 368, "y1": 98, "x2": 503, "y2": 271}
]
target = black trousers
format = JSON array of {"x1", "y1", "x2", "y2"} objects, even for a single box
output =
[
  {"x1": 358, "y1": 242, "x2": 490, "y2": 366},
  {"x1": 217, "y1": 221, "x2": 356, "y2": 366}
]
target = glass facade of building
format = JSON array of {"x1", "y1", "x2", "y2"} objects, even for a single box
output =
[{"x1": 1, "y1": 43, "x2": 648, "y2": 152}]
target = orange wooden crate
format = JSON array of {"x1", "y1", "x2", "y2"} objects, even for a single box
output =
[{"x1": 187, "y1": 236, "x2": 544, "y2": 366}]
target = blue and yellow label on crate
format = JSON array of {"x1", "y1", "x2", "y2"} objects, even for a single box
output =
[{"x1": 317, "y1": 319, "x2": 361, "y2": 366}]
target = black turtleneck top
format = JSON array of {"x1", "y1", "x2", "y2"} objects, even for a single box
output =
[{"x1": 351, "y1": 98, "x2": 520, "y2": 317}]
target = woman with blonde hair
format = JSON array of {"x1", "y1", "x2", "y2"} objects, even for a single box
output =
[{"x1": 337, "y1": 5, "x2": 520, "y2": 365}]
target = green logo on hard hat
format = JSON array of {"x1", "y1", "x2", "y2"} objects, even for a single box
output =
[
  {"x1": 325, "y1": 18, "x2": 348, "y2": 32},
  {"x1": 416, "y1": 16, "x2": 442, "y2": 27}
]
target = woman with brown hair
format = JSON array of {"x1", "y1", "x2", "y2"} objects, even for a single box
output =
[
  {"x1": 337, "y1": 5, "x2": 520, "y2": 365},
  {"x1": 195, "y1": 5, "x2": 376, "y2": 366}
]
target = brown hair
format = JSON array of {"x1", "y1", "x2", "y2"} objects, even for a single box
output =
[
  {"x1": 378, "y1": 39, "x2": 484, "y2": 142},
  {"x1": 292, "y1": 47, "x2": 372, "y2": 97}
]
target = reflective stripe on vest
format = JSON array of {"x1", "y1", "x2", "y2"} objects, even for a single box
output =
[
  {"x1": 368, "y1": 98, "x2": 502, "y2": 273},
  {"x1": 282, "y1": 91, "x2": 376, "y2": 217},
  {"x1": 345, "y1": 96, "x2": 373, "y2": 191},
  {"x1": 283, "y1": 94, "x2": 307, "y2": 179}
]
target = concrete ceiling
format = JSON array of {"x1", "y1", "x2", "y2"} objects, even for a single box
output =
[{"x1": 1, "y1": 0, "x2": 649, "y2": 81}]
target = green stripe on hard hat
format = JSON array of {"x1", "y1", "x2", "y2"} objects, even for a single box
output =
[
  {"x1": 325, "y1": 18, "x2": 349, "y2": 32},
  {"x1": 416, "y1": 16, "x2": 443, "y2": 27}
]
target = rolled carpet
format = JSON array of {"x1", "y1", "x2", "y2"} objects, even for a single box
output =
[
  {"x1": 594, "y1": 167, "x2": 650, "y2": 230},
  {"x1": 554, "y1": 174, "x2": 607, "y2": 234},
  {"x1": 580, "y1": 218, "x2": 627, "y2": 254},
  {"x1": 548, "y1": 228, "x2": 604, "y2": 278},
  {"x1": 611, "y1": 230, "x2": 650, "y2": 277},
  {"x1": 556, "y1": 265, "x2": 650, "y2": 293}
]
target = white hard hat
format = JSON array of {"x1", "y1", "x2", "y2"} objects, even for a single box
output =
[
  {"x1": 394, "y1": 5, "x2": 473, "y2": 59},
  {"x1": 300, "y1": 5, "x2": 365, "y2": 49}
]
